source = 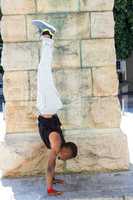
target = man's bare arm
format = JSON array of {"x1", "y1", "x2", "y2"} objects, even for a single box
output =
[
  {"x1": 46, "y1": 132, "x2": 61, "y2": 189},
  {"x1": 46, "y1": 149, "x2": 57, "y2": 188}
]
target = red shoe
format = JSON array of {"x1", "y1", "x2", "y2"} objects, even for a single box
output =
[{"x1": 47, "y1": 187, "x2": 64, "y2": 196}]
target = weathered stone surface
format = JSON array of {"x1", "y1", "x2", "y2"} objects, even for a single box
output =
[
  {"x1": 29, "y1": 68, "x2": 92, "y2": 102},
  {"x1": 37, "y1": 0, "x2": 79, "y2": 13},
  {"x1": 2, "y1": 40, "x2": 80, "y2": 71},
  {"x1": 91, "y1": 12, "x2": 114, "y2": 38},
  {"x1": 5, "y1": 97, "x2": 121, "y2": 133},
  {"x1": 65, "y1": 130, "x2": 129, "y2": 172},
  {"x1": 0, "y1": 129, "x2": 129, "y2": 177},
  {"x1": 80, "y1": 0, "x2": 114, "y2": 11},
  {"x1": 1, "y1": 0, "x2": 36, "y2": 14},
  {"x1": 5, "y1": 101, "x2": 38, "y2": 133},
  {"x1": 3, "y1": 71, "x2": 29, "y2": 101},
  {"x1": 89, "y1": 97, "x2": 121, "y2": 128},
  {"x1": 53, "y1": 40, "x2": 80, "y2": 68},
  {"x1": 81, "y1": 39, "x2": 116, "y2": 67},
  {"x1": 0, "y1": 133, "x2": 64, "y2": 177},
  {"x1": 58, "y1": 96, "x2": 121, "y2": 129},
  {"x1": 45, "y1": 96, "x2": 81, "y2": 129},
  {"x1": 29, "y1": 70, "x2": 37, "y2": 101},
  {"x1": 92, "y1": 66, "x2": 119, "y2": 96},
  {"x1": 1, "y1": 15, "x2": 26, "y2": 42},
  {"x1": 2, "y1": 42, "x2": 39, "y2": 70},
  {"x1": 0, "y1": 130, "x2": 129, "y2": 177},
  {"x1": 53, "y1": 68, "x2": 92, "y2": 102},
  {"x1": 27, "y1": 13, "x2": 90, "y2": 41}
]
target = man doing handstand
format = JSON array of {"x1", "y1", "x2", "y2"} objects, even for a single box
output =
[{"x1": 32, "y1": 20, "x2": 78, "y2": 196}]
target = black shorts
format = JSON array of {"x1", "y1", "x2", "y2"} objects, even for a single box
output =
[{"x1": 38, "y1": 114, "x2": 65, "y2": 149}]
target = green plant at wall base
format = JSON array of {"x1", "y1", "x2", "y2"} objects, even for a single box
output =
[{"x1": 113, "y1": 0, "x2": 133, "y2": 60}]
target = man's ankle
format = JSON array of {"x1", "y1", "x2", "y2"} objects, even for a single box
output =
[{"x1": 43, "y1": 34, "x2": 51, "y2": 39}]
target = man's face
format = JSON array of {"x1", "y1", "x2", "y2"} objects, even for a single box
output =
[{"x1": 58, "y1": 147, "x2": 72, "y2": 161}]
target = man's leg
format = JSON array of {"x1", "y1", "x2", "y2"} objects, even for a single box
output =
[
  {"x1": 33, "y1": 22, "x2": 64, "y2": 196},
  {"x1": 36, "y1": 34, "x2": 63, "y2": 115}
]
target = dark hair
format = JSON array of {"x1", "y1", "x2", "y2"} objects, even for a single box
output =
[{"x1": 62, "y1": 142, "x2": 78, "y2": 158}]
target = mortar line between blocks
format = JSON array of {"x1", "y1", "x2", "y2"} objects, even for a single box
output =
[
  {"x1": 78, "y1": 0, "x2": 80, "y2": 11},
  {"x1": 27, "y1": 70, "x2": 31, "y2": 101},
  {"x1": 80, "y1": 40, "x2": 82, "y2": 69},
  {"x1": 24, "y1": 15, "x2": 28, "y2": 41},
  {"x1": 2, "y1": 10, "x2": 113, "y2": 17},
  {"x1": 91, "y1": 67, "x2": 94, "y2": 97},
  {"x1": 34, "y1": 0, "x2": 38, "y2": 13},
  {"x1": 89, "y1": 11, "x2": 92, "y2": 39}
]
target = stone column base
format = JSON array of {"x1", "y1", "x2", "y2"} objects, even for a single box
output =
[{"x1": 0, "y1": 129, "x2": 129, "y2": 177}]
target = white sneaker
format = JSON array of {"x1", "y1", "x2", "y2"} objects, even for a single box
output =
[{"x1": 32, "y1": 20, "x2": 56, "y2": 36}]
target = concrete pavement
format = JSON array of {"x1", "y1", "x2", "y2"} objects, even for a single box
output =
[{"x1": 1, "y1": 165, "x2": 133, "y2": 200}]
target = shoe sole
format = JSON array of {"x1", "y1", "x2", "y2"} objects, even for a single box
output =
[{"x1": 32, "y1": 20, "x2": 56, "y2": 34}]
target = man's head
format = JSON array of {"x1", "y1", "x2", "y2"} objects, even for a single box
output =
[{"x1": 58, "y1": 142, "x2": 78, "y2": 161}]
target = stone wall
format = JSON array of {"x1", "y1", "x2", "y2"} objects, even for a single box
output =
[{"x1": 0, "y1": 0, "x2": 129, "y2": 177}]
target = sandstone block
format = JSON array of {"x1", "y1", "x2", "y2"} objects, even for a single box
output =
[
  {"x1": 29, "y1": 70, "x2": 37, "y2": 101},
  {"x1": 29, "y1": 68, "x2": 92, "y2": 102},
  {"x1": 2, "y1": 42, "x2": 39, "y2": 70},
  {"x1": 57, "y1": 97, "x2": 91, "y2": 130},
  {"x1": 1, "y1": 16, "x2": 26, "y2": 42},
  {"x1": 0, "y1": 133, "x2": 64, "y2": 177},
  {"x1": 53, "y1": 40, "x2": 80, "y2": 68},
  {"x1": 89, "y1": 97, "x2": 121, "y2": 128},
  {"x1": 5, "y1": 97, "x2": 121, "y2": 133},
  {"x1": 5, "y1": 101, "x2": 38, "y2": 133},
  {"x1": 58, "y1": 96, "x2": 121, "y2": 129},
  {"x1": 65, "y1": 130, "x2": 129, "y2": 172},
  {"x1": 91, "y1": 12, "x2": 114, "y2": 38},
  {"x1": 92, "y1": 66, "x2": 119, "y2": 96},
  {"x1": 80, "y1": 0, "x2": 114, "y2": 11},
  {"x1": 54, "y1": 68, "x2": 92, "y2": 102},
  {"x1": 0, "y1": 130, "x2": 129, "y2": 177},
  {"x1": 3, "y1": 71, "x2": 29, "y2": 101},
  {"x1": 27, "y1": 13, "x2": 90, "y2": 41},
  {"x1": 81, "y1": 39, "x2": 116, "y2": 67},
  {"x1": 37, "y1": 0, "x2": 79, "y2": 13},
  {"x1": 1, "y1": 0, "x2": 36, "y2": 14}
]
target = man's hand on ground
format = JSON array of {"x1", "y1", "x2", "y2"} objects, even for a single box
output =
[
  {"x1": 53, "y1": 178, "x2": 64, "y2": 184},
  {"x1": 47, "y1": 187, "x2": 64, "y2": 196}
]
